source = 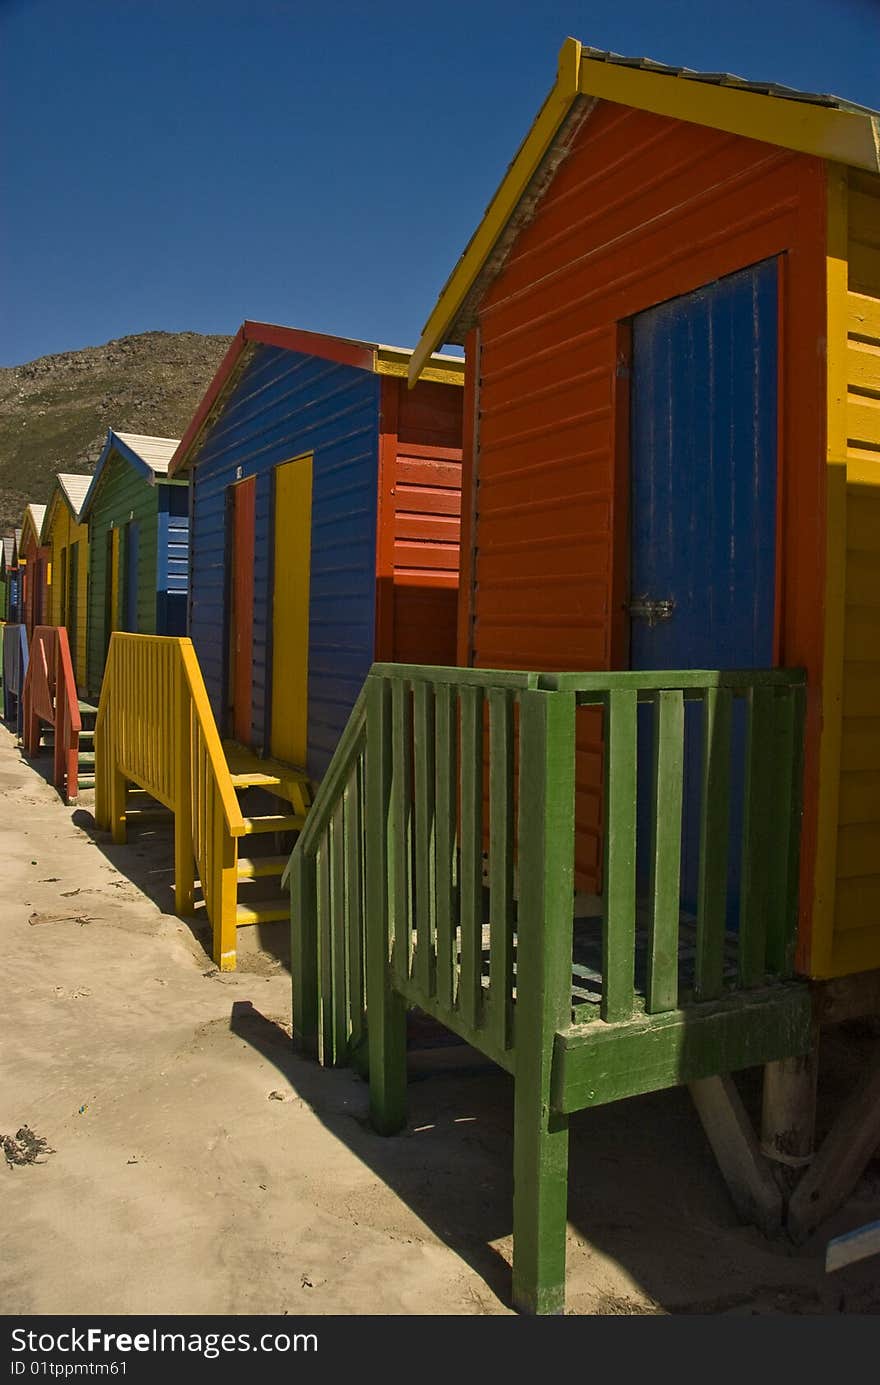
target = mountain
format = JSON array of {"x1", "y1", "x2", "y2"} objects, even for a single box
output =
[{"x1": 0, "y1": 331, "x2": 233, "y2": 532}]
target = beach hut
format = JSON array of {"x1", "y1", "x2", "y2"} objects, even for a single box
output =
[
  {"x1": 40, "y1": 473, "x2": 91, "y2": 689},
  {"x1": 79, "y1": 430, "x2": 186, "y2": 697},
  {"x1": 285, "y1": 40, "x2": 880, "y2": 1312},
  {"x1": 169, "y1": 320, "x2": 464, "y2": 779},
  {"x1": 18, "y1": 503, "x2": 47, "y2": 641}
]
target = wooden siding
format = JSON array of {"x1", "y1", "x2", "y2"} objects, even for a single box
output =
[
  {"x1": 824, "y1": 169, "x2": 880, "y2": 974},
  {"x1": 468, "y1": 101, "x2": 826, "y2": 894},
  {"x1": 44, "y1": 499, "x2": 89, "y2": 688},
  {"x1": 156, "y1": 483, "x2": 189, "y2": 636},
  {"x1": 188, "y1": 343, "x2": 381, "y2": 779},
  {"x1": 376, "y1": 377, "x2": 463, "y2": 665},
  {"x1": 85, "y1": 454, "x2": 160, "y2": 696}
]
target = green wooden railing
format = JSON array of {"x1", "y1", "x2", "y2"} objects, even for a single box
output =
[{"x1": 285, "y1": 664, "x2": 806, "y2": 1069}]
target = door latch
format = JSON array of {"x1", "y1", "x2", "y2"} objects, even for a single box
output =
[{"x1": 627, "y1": 596, "x2": 675, "y2": 627}]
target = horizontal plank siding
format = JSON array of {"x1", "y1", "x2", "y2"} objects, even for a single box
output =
[
  {"x1": 188, "y1": 344, "x2": 381, "y2": 774},
  {"x1": 387, "y1": 378, "x2": 463, "y2": 666},
  {"x1": 156, "y1": 482, "x2": 189, "y2": 637},
  {"x1": 85, "y1": 453, "x2": 160, "y2": 696},
  {"x1": 830, "y1": 169, "x2": 880, "y2": 967}
]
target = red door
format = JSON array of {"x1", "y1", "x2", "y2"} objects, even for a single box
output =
[{"x1": 229, "y1": 477, "x2": 255, "y2": 745}]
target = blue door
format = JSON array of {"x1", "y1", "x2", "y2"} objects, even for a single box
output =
[{"x1": 630, "y1": 258, "x2": 779, "y2": 915}]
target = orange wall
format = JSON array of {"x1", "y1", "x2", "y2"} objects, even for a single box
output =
[
  {"x1": 376, "y1": 376, "x2": 463, "y2": 665},
  {"x1": 462, "y1": 99, "x2": 827, "y2": 896}
]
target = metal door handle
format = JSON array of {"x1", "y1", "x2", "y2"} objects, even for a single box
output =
[{"x1": 627, "y1": 597, "x2": 675, "y2": 627}]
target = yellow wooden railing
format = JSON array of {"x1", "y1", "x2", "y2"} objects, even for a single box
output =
[{"x1": 95, "y1": 633, "x2": 247, "y2": 969}]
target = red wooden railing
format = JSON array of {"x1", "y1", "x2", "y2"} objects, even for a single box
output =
[{"x1": 22, "y1": 625, "x2": 83, "y2": 803}]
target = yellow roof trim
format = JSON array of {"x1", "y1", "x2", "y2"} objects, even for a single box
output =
[
  {"x1": 408, "y1": 39, "x2": 880, "y2": 384},
  {"x1": 577, "y1": 56, "x2": 880, "y2": 173},
  {"x1": 407, "y1": 37, "x2": 582, "y2": 387},
  {"x1": 376, "y1": 346, "x2": 464, "y2": 386}
]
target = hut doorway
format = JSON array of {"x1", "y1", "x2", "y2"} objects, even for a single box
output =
[
  {"x1": 629, "y1": 257, "x2": 779, "y2": 912},
  {"x1": 227, "y1": 475, "x2": 256, "y2": 746},
  {"x1": 269, "y1": 454, "x2": 312, "y2": 768},
  {"x1": 104, "y1": 528, "x2": 120, "y2": 660},
  {"x1": 123, "y1": 521, "x2": 139, "y2": 632}
]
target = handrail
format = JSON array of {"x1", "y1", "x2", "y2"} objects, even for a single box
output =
[
  {"x1": 287, "y1": 660, "x2": 808, "y2": 1070},
  {"x1": 22, "y1": 625, "x2": 82, "y2": 802},
  {"x1": 282, "y1": 686, "x2": 366, "y2": 881},
  {"x1": 179, "y1": 641, "x2": 247, "y2": 837},
  {"x1": 95, "y1": 632, "x2": 248, "y2": 970}
]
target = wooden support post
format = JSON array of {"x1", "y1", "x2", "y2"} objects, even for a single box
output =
[
  {"x1": 512, "y1": 689, "x2": 575, "y2": 1315},
  {"x1": 212, "y1": 808, "x2": 237, "y2": 972},
  {"x1": 109, "y1": 763, "x2": 128, "y2": 846},
  {"x1": 690, "y1": 1074, "x2": 783, "y2": 1234},
  {"x1": 289, "y1": 852, "x2": 319, "y2": 1059},
  {"x1": 788, "y1": 1041, "x2": 880, "y2": 1244},
  {"x1": 761, "y1": 1049, "x2": 819, "y2": 1174},
  {"x1": 174, "y1": 669, "x2": 195, "y2": 917},
  {"x1": 365, "y1": 676, "x2": 407, "y2": 1136}
]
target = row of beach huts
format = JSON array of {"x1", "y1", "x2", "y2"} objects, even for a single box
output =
[{"x1": 3, "y1": 41, "x2": 880, "y2": 1313}]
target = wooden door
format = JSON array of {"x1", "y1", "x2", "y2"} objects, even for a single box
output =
[
  {"x1": 630, "y1": 258, "x2": 779, "y2": 913},
  {"x1": 229, "y1": 477, "x2": 256, "y2": 745},
  {"x1": 270, "y1": 455, "x2": 312, "y2": 766}
]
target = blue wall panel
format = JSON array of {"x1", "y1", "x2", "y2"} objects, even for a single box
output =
[
  {"x1": 157, "y1": 483, "x2": 189, "y2": 637},
  {"x1": 189, "y1": 343, "x2": 380, "y2": 777}
]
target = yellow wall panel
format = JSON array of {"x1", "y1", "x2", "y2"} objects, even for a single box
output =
[
  {"x1": 839, "y1": 770, "x2": 880, "y2": 825},
  {"x1": 270, "y1": 453, "x2": 313, "y2": 768},
  {"x1": 814, "y1": 165, "x2": 880, "y2": 976},
  {"x1": 841, "y1": 719, "x2": 880, "y2": 772}
]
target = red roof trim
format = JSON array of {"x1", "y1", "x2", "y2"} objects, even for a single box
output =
[{"x1": 168, "y1": 321, "x2": 377, "y2": 476}]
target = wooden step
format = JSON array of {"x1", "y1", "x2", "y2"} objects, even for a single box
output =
[
  {"x1": 236, "y1": 854, "x2": 288, "y2": 880},
  {"x1": 230, "y1": 770, "x2": 284, "y2": 790},
  {"x1": 78, "y1": 728, "x2": 95, "y2": 740},
  {"x1": 77, "y1": 776, "x2": 95, "y2": 790},
  {"x1": 242, "y1": 813, "x2": 305, "y2": 835},
  {"x1": 235, "y1": 901, "x2": 289, "y2": 927},
  {"x1": 78, "y1": 752, "x2": 95, "y2": 766}
]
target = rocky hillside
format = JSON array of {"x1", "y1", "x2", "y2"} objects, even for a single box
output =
[{"x1": 0, "y1": 331, "x2": 233, "y2": 532}]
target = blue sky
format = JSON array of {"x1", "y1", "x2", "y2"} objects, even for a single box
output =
[{"x1": 1, "y1": 0, "x2": 877, "y2": 365}]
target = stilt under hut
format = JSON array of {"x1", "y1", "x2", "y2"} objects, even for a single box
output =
[
  {"x1": 78, "y1": 430, "x2": 186, "y2": 699},
  {"x1": 95, "y1": 320, "x2": 464, "y2": 971},
  {"x1": 285, "y1": 39, "x2": 880, "y2": 1312}
]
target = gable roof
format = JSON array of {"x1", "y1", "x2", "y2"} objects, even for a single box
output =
[
  {"x1": 408, "y1": 37, "x2": 880, "y2": 382},
  {"x1": 19, "y1": 504, "x2": 47, "y2": 552},
  {"x1": 168, "y1": 320, "x2": 465, "y2": 476},
  {"x1": 41, "y1": 472, "x2": 93, "y2": 538},
  {"x1": 79, "y1": 429, "x2": 181, "y2": 521},
  {"x1": 1, "y1": 535, "x2": 14, "y2": 574}
]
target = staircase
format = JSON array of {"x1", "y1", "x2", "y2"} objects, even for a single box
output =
[
  {"x1": 75, "y1": 701, "x2": 97, "y2": 792},
  {"x1": 21, "y1": 626, "x2": 91, "y2": 804},
  {"x1": 94, "y1": 633, "x2": 311, "y2": 970},
  {"x1": 30, "y1": 699, "x2": 97, "y2": 797},
  {"x1": 220, "y1": 742, "x2": 311, "y2": 932}
]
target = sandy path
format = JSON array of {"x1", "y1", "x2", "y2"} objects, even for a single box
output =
[{"x1": 1, "y1": 723, "x2": 878, "y2": 1315}]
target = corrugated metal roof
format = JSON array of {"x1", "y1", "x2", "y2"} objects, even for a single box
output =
[
  {"x1": 115, "y1": 432, "x2": 180, "y2": 475},
  {"x1": 26, "y1": 504, "x2": 46, "y2": 534},
  {"x1": 56, "y1": 472, "x2": 92, "y2": 516},
  {"x1": 581, "y1": 47, "x2": 880, "y2": 118},
  {"x1": 2, "y1": 535, "x2": 14, "y2": 568}
]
